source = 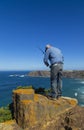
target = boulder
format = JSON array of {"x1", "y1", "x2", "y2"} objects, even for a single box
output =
[{"x1": 13, "y1": 89, "x2": 78, "y2": 129}]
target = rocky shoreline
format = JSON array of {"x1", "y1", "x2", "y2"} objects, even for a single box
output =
[
  {"x1": 0, "y1": 88, "x2": 84, "y2": 130},
  {"x1": 28, "y1": 70, "x2": 84, "y2": 79}
]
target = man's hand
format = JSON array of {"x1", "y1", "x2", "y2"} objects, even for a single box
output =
[{"x1": 45, "y1": 62, "x2": 49, "y2": 67}]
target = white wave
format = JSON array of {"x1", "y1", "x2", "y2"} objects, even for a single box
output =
[
  {"x1": 80, "y1": 81, "x2": 84, "y2": 84},
  {"x1": 74, "y1": 92, "x2": 78, "y2": 96},
  {"x1": 9, "y1": 75, "x2": 14, "y2": 77},
  {"x1": 9, "y1": 74, "x2": 19, "y2": 77},
  {"x1": 9, "y1": 74, "x2": 24, "y2": 77},
  {"x1": 19, "y1": 75, "x2": 25, "y2": 77}
]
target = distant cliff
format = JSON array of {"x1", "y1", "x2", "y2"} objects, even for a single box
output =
[
  {"x1": 28, "y1": 70, "x2": 50, "y2": 77},
  {"x1": 28, "y1": 70, "x2": 84, "y2": 79},
  {"x1": 63, "y1": 70, "x2": 84, "y2": 78}
]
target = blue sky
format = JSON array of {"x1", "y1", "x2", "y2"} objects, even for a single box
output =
[{"x1": 0, "y1": 0, "x2": 84, "y2": 70}]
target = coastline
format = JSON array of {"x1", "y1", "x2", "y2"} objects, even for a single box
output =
[{"x1": 28, "y1": 70, "x2": 84, "y2": 79}]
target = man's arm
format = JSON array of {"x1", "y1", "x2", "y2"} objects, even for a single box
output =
[{"x1": 43, "y1": 50, "x2": 49, "y2": 67}]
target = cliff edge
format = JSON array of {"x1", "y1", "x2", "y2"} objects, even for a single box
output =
[
  {"x1": 0, "y1": 89, "x2": 84, "y2": 130},
  {"x1": 13, "y1": 89, "x2": 78, "y2": 130}
]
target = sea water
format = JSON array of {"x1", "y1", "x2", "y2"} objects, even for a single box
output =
[{"x1": 0, "y1": 71, "x2": 84, "y2": 107}]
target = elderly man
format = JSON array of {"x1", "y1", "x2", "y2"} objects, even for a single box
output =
[{"x1": 44, "y1": 44, "x2": 64, "y2": 100}]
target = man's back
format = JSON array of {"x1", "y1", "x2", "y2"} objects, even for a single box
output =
[{"x1": 44, "y1": 46, "x2": 63, "y2": 66}]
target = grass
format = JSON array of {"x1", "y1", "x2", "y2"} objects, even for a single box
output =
[{"x1": 0, "y1": 105, "x2": 12, "y2": 123}]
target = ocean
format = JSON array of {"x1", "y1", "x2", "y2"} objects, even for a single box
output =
[{"x1": 0, "y1": 71, "x2": 84, "y2": 107}]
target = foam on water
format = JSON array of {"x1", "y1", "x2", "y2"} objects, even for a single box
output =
[
  {"x1": 74, "y1": 92, "x2": 78, "y2": 96},
  {"x1": 9, "y1": 74, "x2": 25, "y2": 77},
  {"x1": 80, "y1": 81, "x2": 84, "y2": 84}
]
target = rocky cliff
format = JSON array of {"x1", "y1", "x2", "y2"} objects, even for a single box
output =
[
  {"x1": 28, "y1": 70, "x2": 50, "y2": 77},
  {"x1": 28, "y1": 70, "x2": 84, "y2": 79},
  {"x1": 13, "y1": 89, "x2": 78, "y2": 130},
  {"x1": 0, "y1": 88, "x2": 84, "y2": 130}
]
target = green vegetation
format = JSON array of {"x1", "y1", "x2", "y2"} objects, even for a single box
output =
[
  {"x1": 44, "y1": 88, "x2": 51, "y2": 95},
  {"x1": 15, "y1": 85, "x2": 51, "y2": 95},
  {"x1": 16, "y1": 85, "x2": 33, "y2": 89},
  {"x1": 0, "y1": 86, "x2": 50, "y2": 123},
  {"x1": 0, "y1": 105, "x2": 12, "y2": 123},
  {"x1": 18, "y1": 86, "x2": 51, "y2": 95},
  {"x1": 34, "y1": 87, "x2": 51, "y2": 95}
]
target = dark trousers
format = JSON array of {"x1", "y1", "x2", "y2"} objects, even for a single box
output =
[{"x1": 50, "y1": 63, "x2": 63, "y2": 98}]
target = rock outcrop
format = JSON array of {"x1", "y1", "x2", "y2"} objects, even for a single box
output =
[
  {"x1": 0, "y1": 120, "x2": 21, "y2": 130},
  {"x1": 12, "y1": 88, "x2": 78, "y2": 130},
  {"x1": 28, "y1": 70, "x2": 50, "y2": 77},
  {"x1": 28, "y1": 70, "x2": 84, "y2": 79}
]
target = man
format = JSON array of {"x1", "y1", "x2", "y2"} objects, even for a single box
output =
[{"x1": 44, "y1": 44, "x2": 64, "y2": 100}]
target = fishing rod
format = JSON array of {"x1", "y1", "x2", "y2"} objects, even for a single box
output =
[
  {"x1": 38, "y1": 47, "x2": 51, "y2": 68},
  {"x1": 38, "y1": 47, "x2": 45, "y2": 54}
]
